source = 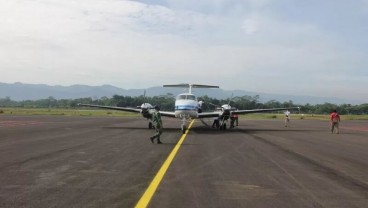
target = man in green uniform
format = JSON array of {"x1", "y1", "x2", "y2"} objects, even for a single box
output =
[{"x1": 150, "y1": 105, "x2": 163, "y2": 144}]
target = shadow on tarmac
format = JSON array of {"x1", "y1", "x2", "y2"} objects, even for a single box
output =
[
  {"x1": 102, "y1": 126, "x2": 183, "y2": 132},
  {"x1": 189, "y1": 126, "x2": 316, "y2": 135}
]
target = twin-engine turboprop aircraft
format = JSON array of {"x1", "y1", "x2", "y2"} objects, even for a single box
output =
[{"x1": 78, "y1": 84, "x2": 299, "y2": 134}]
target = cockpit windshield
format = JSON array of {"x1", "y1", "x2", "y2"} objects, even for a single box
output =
[
  {"x1": 187, "y1": 95, "x2": 196, "y2": 100},
  {"x1": 177, "y1": 94, "x2": 196, "y2": 100}
]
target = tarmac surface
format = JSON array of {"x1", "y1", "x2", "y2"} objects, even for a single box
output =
[{"x1": 0, "y1": 115, "x2": 367, "y2": 208}]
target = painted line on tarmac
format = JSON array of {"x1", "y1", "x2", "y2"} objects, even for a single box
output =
[{"x1": 135, "y1": 120, "x2": 195, "y2": 208}]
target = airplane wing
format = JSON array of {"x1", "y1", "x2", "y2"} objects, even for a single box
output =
[
  {"x1": 196, "y1": 107, "x2": 300, "y2": 118},
  {"x1": 157, "y1": 111, "x2": 176, "y2": 118},
  {"x1": 78, "y1": 104, "x2": 141, "y2": 113},
  {"x1": 232, "y1": 107, "x2": 300, "y2": 115},
  {"x1": 197, "y1": 112, "x2": 222, "y2": 118},
  {"x1": 78, "y1": 103, "x2": 177, "y2": 118}
]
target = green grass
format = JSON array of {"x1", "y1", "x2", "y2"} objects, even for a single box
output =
[
  {"x1": 240, "y1": 113, "x2": 368, "y2": 120},
  {"x1": 0, "y1": 107, "x2": 138, "y2": 117},
  {"x1": 0, "y1": 108, "x2": 367, "y2": 120}
]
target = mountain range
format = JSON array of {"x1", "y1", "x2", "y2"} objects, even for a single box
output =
[{"x1": 0, "y1": 82, "x2": 365, "y2": 105}]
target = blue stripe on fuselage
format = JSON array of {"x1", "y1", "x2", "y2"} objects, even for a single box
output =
[{"x1": 175, "y1": 105, "x2": 198, "y2": 110}]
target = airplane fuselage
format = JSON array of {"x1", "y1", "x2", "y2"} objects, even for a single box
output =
[{"x1": 174, "y1": 93, "x2": 200, "y2": 119}]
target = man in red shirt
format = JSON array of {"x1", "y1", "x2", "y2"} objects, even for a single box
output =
[{"x1": 330, "y1": 110, "x2": 341, "y2": 134}]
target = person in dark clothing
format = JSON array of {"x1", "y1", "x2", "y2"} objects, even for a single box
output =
[
  {"x1": 150, "y1": 106, "x2": 163, "y2": 144},
  {"x1": 212, "y1": 118, "x2": 220, "y2": 128}
]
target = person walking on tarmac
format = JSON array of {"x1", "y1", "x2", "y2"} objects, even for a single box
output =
[
  {"x1": 284, "y1": 110, "x2": 291, "y2": 127},
  {"x1": 150, "y1": 105, "x2": 163, "y2": 144},
  {"x1": 330, "y1": 110, "x2": 341, "y2": 134}
]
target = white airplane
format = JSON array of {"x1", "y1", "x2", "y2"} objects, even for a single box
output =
[{"x1": 78, "y1": 84, "x2": 300, "y2": 134}]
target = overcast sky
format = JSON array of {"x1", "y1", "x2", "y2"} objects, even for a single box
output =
[{"x1": 1, "y1": 0, "x2": 367, "y2": 102}]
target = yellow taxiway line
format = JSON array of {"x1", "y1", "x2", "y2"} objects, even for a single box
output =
[{"x1": 135, "y1": 120, "x2": 195, "y2": 208}]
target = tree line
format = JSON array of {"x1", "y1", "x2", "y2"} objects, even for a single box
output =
[{"x1": 1, "y1": 95, "x2": 367, "y2": 115}]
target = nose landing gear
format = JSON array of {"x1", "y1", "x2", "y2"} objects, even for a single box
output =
[
  {"x1": 180, "y1": 115, "x2": 189, "y2": 134},
  {"x1": 181, "y1": 124, "x2": 187, "y2": 134}
]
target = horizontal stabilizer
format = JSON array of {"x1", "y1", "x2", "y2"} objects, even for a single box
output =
[
  {"x1": 163, "y1": 84, "x2": 219, "y2": 88},
  {"x1": 164, "y1": 83, "x2": 219, "y2": 94}
]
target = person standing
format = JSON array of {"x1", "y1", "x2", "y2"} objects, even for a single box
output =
[
  {"x1": 150, "y1": 105, "x2": 163, "y2": 144},
  {"x1": 230, "y1": 113, "x2": 238, "y2": 128},
  {"x1": 284, "y1": 110, "x2": 291, "y2": 127},
  {"x1": 330, "y1": 110, "x2": 341, "y2": 134},
  {"x1": 233, "y1": 113, "x2": 239, "y2": 126},
  {"x1": 212, "y1": 118, "x2": 220, "y2": 128},
  {"x1": 231, "y1": 108, "x2": 239, "y2": 127}
]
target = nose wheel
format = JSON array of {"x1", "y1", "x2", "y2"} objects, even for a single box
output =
[
  {"x1": 181, "y1": 124, "x2": 187, "y2": 134},
  {"x1": 180, "y1": 116, "x2": 188, "y2": 134}
]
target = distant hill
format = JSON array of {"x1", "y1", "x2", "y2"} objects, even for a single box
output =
[{"x1": 0, "y1": 82, "x2": 364, "y2": 105}]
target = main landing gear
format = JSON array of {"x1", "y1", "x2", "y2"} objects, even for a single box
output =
[{"x1": 219, "y1": 118, "x2": 227, "y2": 130}]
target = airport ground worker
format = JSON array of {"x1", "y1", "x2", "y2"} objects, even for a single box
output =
[
  {"x1": 212, "y1": 118, "x2": 220, "y2": 128},
  {"x1": 233, "y1": 113, "x2": 239, "y2": 126},
  {"x1": 150, "y1": 105, "x2": 163, "y2": 144},
  {"x1": 330, "y1": 110, "x2": 341, "y2": 134},
  {"x1": 230, "y1": 113, "x2": 238, "y2": 128},
  {"x1": 284, "y1": 110, "x2": 291, "y2": 127}
]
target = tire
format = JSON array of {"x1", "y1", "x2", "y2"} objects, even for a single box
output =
[{"x1": 181, "y1": 125, "x2": 187, "y2": 134}]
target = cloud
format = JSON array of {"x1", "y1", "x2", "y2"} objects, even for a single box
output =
[
  {"x1": 0, "y1": 0, "x2": 367, "y2": 102},
  {"x1": 242, "y1": 18, "x2": 259, "y2": 35}
]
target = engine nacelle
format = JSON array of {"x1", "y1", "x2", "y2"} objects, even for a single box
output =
[
  {"x1": 140, "y1": 103, "x2": 153, "y2": 119},
  {"x1": 221, "y1": 104, "x2": 231, "y2": 117},
  {"x1": 140, "y1": 103, "x2": 153, "y2": 109}
]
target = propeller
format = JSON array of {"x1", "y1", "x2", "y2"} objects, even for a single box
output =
[
  {"x1": 137, "y1": 90, "x2": 154, "y2": 109},
  {"x1": 135, "y1": 90, "x2": 154, "y2": 119},
  {"x1": 221, "y1": 93, "x2": 234, "y2": 110}
]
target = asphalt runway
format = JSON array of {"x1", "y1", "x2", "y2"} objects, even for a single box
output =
[{"x1": 0, "y1": 115, "x2": 367, "y2": 208}]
